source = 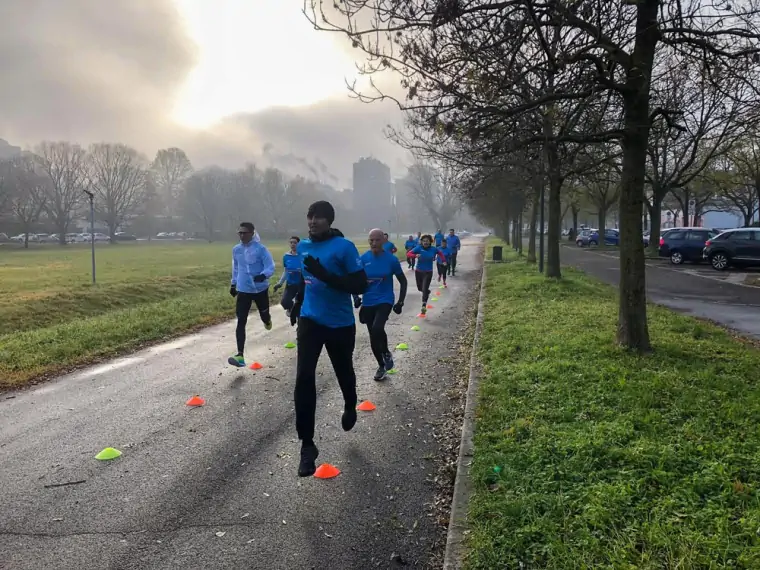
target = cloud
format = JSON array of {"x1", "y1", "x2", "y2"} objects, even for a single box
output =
[{"x1": 0, "y1": 0, "x2": 410, "y2": 187}]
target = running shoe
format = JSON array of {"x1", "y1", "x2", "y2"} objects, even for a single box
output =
[
  {"x1": 420, "y1": 305, "x2": 427, "y2": 315},
  {"x1": 227, "y1": 354, "x2": 245, "y2": 367},
  {"x1": 383, "y1": 352, "x2": 394, "y2": 371},
  {"x1": 298, "y1": 444, "x2": 319, "y2": 477},
  {"x1": 374, "y1": 366, "x2": 387, "y2": 381},
  {"x1": 265, "y1": 320, "x2": 273, "y2": 331},
  {"x1": 342, "y1": 403, "x2": 357, "y2": 431}
]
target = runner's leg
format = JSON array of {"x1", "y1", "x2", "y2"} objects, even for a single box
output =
[
  {"x1": 360, "y1": 305, "x2": 383, "y2": 367},
  {"x1": 451, "y1": 252, "x2": 458, "y2": 275},
  {"x1": 421, "y1": 271, "x2": 433, "y2": 304},
  {"x1": 235, "y1": 293, "x2": 253, "y2": 356},
  {"x1": 281, "y1": 284, "x2": 298, "y2": 311},
  {"x1": 371, "y1": 304, "x2": 394, "y2": 371},
  {"x1": 294, "y1": 317, "x2": 324, "y2": 476},
  {"x1": 252, "y1": 289, "x2": 271, "y2": 325},
  {"x1": 324, "y1": 324, "x2": 358, "y2": 431}
]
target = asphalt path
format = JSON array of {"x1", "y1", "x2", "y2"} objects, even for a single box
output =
[
  {"x1": 0, "y1": 239, "x2": 484, "y2": 570},
  {"x1": 560, "y1": 244, "x2": 760, "y2": 339}
]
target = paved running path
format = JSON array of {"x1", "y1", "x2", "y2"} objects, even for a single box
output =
[{"x1": 0, "y1": 238, "x2": 483, "y2": 570}]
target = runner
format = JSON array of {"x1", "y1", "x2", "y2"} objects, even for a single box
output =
[
  {"x1": 409, "y1": 234, "x2": 446, "y2": 315},
  {"x1": 404, "y1": 234, "x2": 417, "y2": 269},
  {"x1": 353, "y1": 229, "x2": 407, "y2": 381},
  {"x1": 382, "y1": 232, "x2": 397, "y2": 255},
  {"x1": 437, "y1": 238, "x2": 451, "y2": 287},
  {"x1": 447, "y1": 228, "x2": 461, "y2": 276},
  {"x1": 434, "y1": 229, "x2": 444, "y2": 247},
  {"x1": 289, "y1": 200, "x2": 368, "y2": 477},
  {"x1": 228, "y1": 222, "x2": 276, "y2": 368},
  {"x1": 272, "y1": 236, "x2": 302, "y2": 317}
]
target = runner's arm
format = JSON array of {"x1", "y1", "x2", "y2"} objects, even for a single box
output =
[
  {"x1": 261, "y1": 247, "x2": 276, "y2": 279},
  {"x1": 231, "y1": 251, "x2": 237, "y2": 286},
  {"x1": 394, "y1": 271, "x2": 408, "y2": 305}
]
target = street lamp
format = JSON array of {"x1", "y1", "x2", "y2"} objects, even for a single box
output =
[{"x1": 83, "y1": 189, "x2": 96, "y2": 284}]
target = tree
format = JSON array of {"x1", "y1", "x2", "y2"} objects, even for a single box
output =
[
  {"x1": 151, "y1": 147, "x2": 193, "y2": 218},
  {"x1": 34, "y1": 141, "x2": 87, "y2": 244},
  {"x1": 86, "y1": 143, "x2": 149, "y2": 240},
  {"x1": 1, "y1": 156, "x2": 48, "y2": 247},
  {"x1": 405, "y1": 162, "x2": 462, "y2": 231},
  {"x1": 583, "y1": 155, "x2": 621, "y2": 247},
  {"x1": 182, "y1": 167, "x2": 229, "y2": 241}
]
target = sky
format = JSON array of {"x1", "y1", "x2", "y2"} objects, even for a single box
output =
[{"x1": 0, "y1": 0, "x2": 407, "y2": 186}]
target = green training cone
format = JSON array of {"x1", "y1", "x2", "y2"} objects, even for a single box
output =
[
  {"x1": 411, "y1": 325, "x2": 420, "y2": 331},
  {"x1": 386, "y1": 368, "x2": 397, "y2": 375},
  {"x1": 395, "y1": 343, "x2": 409, "y2": 350},
  {"x1": 284, "y1": 342, "x2": 296, "y2": 349},
  {"x1": 95, "y1": 447, "x2": 122, "y2": 461}
]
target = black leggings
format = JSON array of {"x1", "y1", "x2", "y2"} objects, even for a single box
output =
[
  {"x1": 359, "y1": 303, "x2": 392, "y2": 367},
  {"x1": 415, "y1": 270, "x2": 433, "y2": 304},
  {"x1": 294, "y1": 318, "x2": 358, "y2": 442},
  {"x1": 437, "y1": 263, "x2": 448, "y2": 283},
  {"x1": 448, "y1": 252, "x2": 458, "y2": 274},
  {"x1": 280, "y1": 283, "x2": 299, "y2": 311},
  {"x1": 235, "y1": 290, "x2": 271, "y2": 354}
]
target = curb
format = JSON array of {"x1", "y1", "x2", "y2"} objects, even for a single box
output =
[{"x1": 442, "y1": 250, "x2": 488, "y2": 570}]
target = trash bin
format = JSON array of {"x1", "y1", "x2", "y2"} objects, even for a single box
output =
[{"x1": 492, "y1": 246, "x2": 503, "y2": 261}]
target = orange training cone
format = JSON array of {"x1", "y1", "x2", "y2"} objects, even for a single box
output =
[
  {"x1": 249, "y1": 362, "x2": 263, "y2": 370},
  {"x1": 314, "y1": 463, "x2": 341, "y2": 479},
  {"x1": 357, "y1": 401, "x2": 376, "y2": 411},
  {"x1": 427, "y1": 304, "x2": 434, "y2": 309},
  {"x1": 186, "y1": 395, "x2": 205, "y2": 407},
  {"x1": 417, "y1": 313, "x2": 426, "y2": 318}
]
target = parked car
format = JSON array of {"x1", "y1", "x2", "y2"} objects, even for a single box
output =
[
  {"x1": 114, "y1": 232, "x2": 137, "y2": 241},
  {"x1": 703, "y1": 227, "x2": 760, "y2": 270},
  {"x1": 576, "y1": 228, "x2": 619, "y2": 247},
  {"x1": 658, "y1": 227, "x2": 720, "y2": 264}
]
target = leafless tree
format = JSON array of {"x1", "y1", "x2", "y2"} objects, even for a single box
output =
[
  {"x1": 404, "y1": 162, "x2": 462, "y2": 231},
  {"x1": 151, "y1": 147, "x2": 193, "y2": 218},
  {"x1": 583, "y1": 154, "x2": 621, "y2": 246},
  {"x1": 86, "y1": 143, "x2": 149, "y2": 240},
  {"x1": 1, "y1": 156, "x2": 48, "y2": 247},
  {"x1": 34, "y1": 141, "x2": 87, "y2": 244},
  {"x1": 182, "y1": 167, "x2": 229, "y2": 242}
]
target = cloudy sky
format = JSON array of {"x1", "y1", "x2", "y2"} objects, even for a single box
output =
[{"x1": 0, "y1": 0, "x2": 409, "y2": 186}]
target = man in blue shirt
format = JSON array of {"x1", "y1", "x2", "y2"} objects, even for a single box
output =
[
  {"x1": 447, "y1": 228, "x2": 462, "y2": 276},
  {"x1": 434, "y1": 229, "x2": 444, "y2": 247},
  {"x1": 228, "y1": 222, "x2": 276, "y2": 368},
  {"x1": 353, "y1": 228, "x2": 407, "y2": 381},
  {"x1": 404, "y1": 234, "x2": 417, "y2": 269},
  {"x1": 289, "y1": 201, "x2": 368, "y2": 477},
  {"x1": 273, "y1": 236, "x2": 302, "y2": 317},
  {"x1": 410, "y1": 234, "x2": 446, "y2": 315},
  {"x1": 382, "y1": 232, "x2": 397, "y2": 255}
]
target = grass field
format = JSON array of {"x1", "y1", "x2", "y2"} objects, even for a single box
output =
[
  {"x1": 0, "y1": 241, "x2": 288, "y2": 388},
  {"x1": 466, "y1": 243, "x2": 760, "y2": 569}
]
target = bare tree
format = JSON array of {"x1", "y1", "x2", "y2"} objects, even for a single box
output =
[
  {"x1": 182, "y1": 167, "x2": 229, "y2": 241},
  {"x1": 151, "y1": 147, "x2": 193, "y2": 218},
  {"x1": 86, "y1": 143, "x2": 148, "y2": 240},
  {"x1": 583, "y1": 156, "x2": 621, "y2": 246},
  {"x1": 2, "y1": 156, "x2": 48, "y2": 247},
  {"x1": 405, "y1": 162, "x2": 462, "y2": 231},
  {"x1": 34, "y1": 141, "x2": 87, "y2": 244},
  {"x1": 259, "y1": 168, "x2": 300, "y2": 236}
]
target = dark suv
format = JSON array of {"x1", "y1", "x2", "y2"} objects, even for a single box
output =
[
  {"x1": 659, "y1": 227, "x2": 720, "y2": 265},
  {"x1": 703, "y1": 228, "x2": 760, "y2": 270}
]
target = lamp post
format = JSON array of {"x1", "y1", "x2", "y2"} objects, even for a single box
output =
[{"x1": 83, "y1": 189, "x2": 96, "y2": 284}]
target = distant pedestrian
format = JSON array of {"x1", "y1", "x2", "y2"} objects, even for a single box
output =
[
  {"x1": 446, "y1": 229, "x2": 461, "y2": 276},
  {"x1": 273, "y1": 236, "x2": 302, "y2": 317},
  {"x1": 228, "y1": 222, "x2": 275, "y2": 368},
  {"x1": 383, "y1": 232, "x2": 397, "y2": 255},
  {"x1": 434, "y1": 229, "x2": 444, "y2": 247},
  {"x1": 289, "y1": 201, "x2": 368, "y2": 477},
  {"x1": 404, "y1": 234, "x2": 417, "y2": 269}
]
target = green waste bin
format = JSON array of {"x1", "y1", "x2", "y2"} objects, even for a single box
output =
[{"x1": 492, "y1": 246, "x2": 503, "y2": 261}]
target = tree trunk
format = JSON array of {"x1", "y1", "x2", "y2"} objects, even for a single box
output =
[
  {"x1": 23, "y1": 232, "x2": 29, "y2": 249},
  {"x1": 517, "y1": 212, "x2": 523, "y2": 254},
  {"x1": 572, "y1": 207, "x2": 579, "y2": 237},
  {"x1": 545, "y1": 140, "x2": 562, "y2": 279},
  {"x1": 503, "y1": 220, "x2": 511, "y2": 244},
  {"x1": 527, "y1": 182, "x2": 540, "y2": 263},
  {"x1": 597, "y1": 209, "x2": 606, "y2": 248},
  {"x1": 647, "y1": 195, "x2": 662, "y2": 255}
]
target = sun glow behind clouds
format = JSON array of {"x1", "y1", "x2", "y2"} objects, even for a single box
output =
[{"x1": 171, "y1": 0, "x2": 365, "y2": 128}]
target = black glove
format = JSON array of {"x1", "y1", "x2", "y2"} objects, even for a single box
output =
[
  {"x1": 253, "y1": 274, "x2": 267, "y2": 283},
  {"x1": 354, "y1": 296, "x2": 362, "y2": 309},
  {"x1": 290, "y1": 303, "x2": 301, "y2": 327},
  {"x1": 229, "y1": 285, "x2": 237, "y2": 297},
  {"x1": 273, "y1": 283, "x2": 282, "y2": 292},
  {"x1": 393, "y1": 302, "x2": 403, "y2": 315},
  {"x1": 303, "y1": 255, "x2": 330, "y2": 281}
]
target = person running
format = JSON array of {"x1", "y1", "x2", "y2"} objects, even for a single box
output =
[
  {"x1": 414, "y1": 231, "x2": 422, "y2": 245},
  {"x1": 382, "y1": 232, "x2": 397, "y2": 255},
  {"x1": 228, "y1": 222, "x2": 275, "y2": 368},
  {"x1": 446, "y1": 228, "x2": 461, "y2": 276},
  {"x1": 289, "y1": 201, "x2": 368, "y2": 477},
  {"x1": 272, "y1": 236, "x2": 302, "y2": 317},
  {"x1": 404, "y1": 234, "x2": 417, "y2": 269},
  {"x1": 437, "y1": 238, "x2": 451, "y2": 287},
  {"x1": 409, "y1": 234, "x2": 446, "y2": 315},
  {"x1": 353, "y1": 229, "x2": 407, "y2": 381},
  {"x1": 434, "y1": 229, "x2": 444, "y2": 247}
]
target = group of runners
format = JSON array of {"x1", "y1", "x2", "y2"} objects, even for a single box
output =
[{"x1": 227, "y1": 200, "x2": 463, "y2": 476}]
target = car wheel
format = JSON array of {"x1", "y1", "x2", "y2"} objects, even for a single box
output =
[
  {"x1": 710, "y1": 252, "x2": 729, "y2": 271},
  {"x1": 589, "y1": 240, "x2": 597, "y2": 247},
  {"x1": 670, "y1": 251, "x2": 683, "y2": 265}
]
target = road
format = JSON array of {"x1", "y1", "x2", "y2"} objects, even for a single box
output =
[
  {"x1": 0, "y1": 239, "x2": 484, "y2": 570},
  {"x1": 560, "y1": 244, "x2": 760, "y2": 339}
]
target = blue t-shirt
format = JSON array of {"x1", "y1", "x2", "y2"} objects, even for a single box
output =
[
  {"x1": 447, "y1": 234, "x2": 461, "y2": 250},
  {"x1": 438, "y1": 246, "x2": 453, "y2": 262},
  {"x1": 383, "y1": 241, "x2": 397, "y2": 254},
  {"x1": 404, "y1": 239, "x2": 416, "y2": 250},
  {"x1": 434, "y1": 232, "x2": 444, "y2": 247},
  {"x1": 282, "y1": 253, "x2": 302, "y2": 286},
  {"x1": 360, "y1": 250, "x2": 403, "y2": 307},
  {"x1": 297, "y1": 237, "x2": 363, "y2": 328},
  {"x1": 411, "y1": 245, "x2": 443, "y2": 272}
]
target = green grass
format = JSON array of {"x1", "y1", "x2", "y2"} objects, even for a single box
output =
[
  {"x1": 466, "y1": 245, "x2": 760, "y2": 569},
  {"x1": 0, "y1": 241, "x2": 287, "y2": 388}
]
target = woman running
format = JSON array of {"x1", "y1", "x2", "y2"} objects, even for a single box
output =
[
  {"x1": 273, "y1": 236, "x2": 302, "y2": 316},
  {"x1": 353, "y1": 228, "x2": 407, "y2": 381},
  {"x1": 404, "y1": 235, "x2": 417, "y2": 269},
  {"x1": 437, "y1": 238, "x2": 451, "y2": 287},
  {"x1": 409, "y1": 234, "x2": 446, "y2": 315}
]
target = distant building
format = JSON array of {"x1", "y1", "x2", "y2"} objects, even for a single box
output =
[{"x1": 352, "y1": 157, "x2": 391, "y2": 231}]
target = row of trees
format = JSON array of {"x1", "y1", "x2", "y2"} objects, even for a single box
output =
[
  {"x1": 309, "y1": 0, "x2": 760, "y2": 352},
  {"x1": 0, "y1": 142, "x2": 349, "y2": 244}
]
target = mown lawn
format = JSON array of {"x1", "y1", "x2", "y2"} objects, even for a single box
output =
[
  {"x1": 0, "y1": 241, "x2": 288, "y2": 388},
  {"x1": 467, "y1": 244, "x2": 760, "y2": 569}
]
